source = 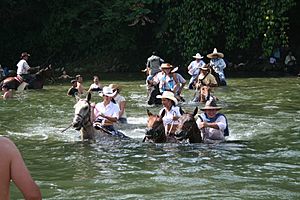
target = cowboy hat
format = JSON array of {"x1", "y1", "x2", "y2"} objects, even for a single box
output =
[
  {"x1": 193, "y1": 53, "x2": 203, "y2": 59},
  {"x1": 109, "y1": 83, "x2": 120, "y2": 91},
  {"x1": 200, "y1": 100, "x2": 222, "y2": 111},
  {"x1": 20, "y1": 52, "x2": 30, "y2": 58},
  {"x1": 99, "y1": 86, "x2": 117, "y2": 97},
  {"x1": 171, "y1": 66, "x2": 178, "y2": 73},
  {"x1": 160, "y1": 63, "x2": 173, "y2": 69},
  {"x1": 156, "y1": 91, "x2": 178, "y2": 105},
  {"x1": 197, "y1": 63, "x2": 210, "y2": 70},
  {"x1": 207, "y1": 48, "x2": 224, "y2": 58}
]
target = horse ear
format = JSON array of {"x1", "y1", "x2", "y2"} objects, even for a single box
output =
[
  {"x1": 159, "y1": 109, "x2": 166, "y2": 119},
  {"x1": 193, "y1": 107, "x2": 198, "y2": 117},
  {"x1": 147, "y1": 109, "x2": 153, "y2": 116},
  {"x1": 87, "y1": 92, "x2": 91, "y2": 102}
]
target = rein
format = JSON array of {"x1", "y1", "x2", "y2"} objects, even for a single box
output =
[{"x1": 61, "y1": 123, "x2": 73, "y2": 133}]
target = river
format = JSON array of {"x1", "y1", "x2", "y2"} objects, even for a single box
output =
[{"x1": 1, "y1": 76, "x2": 299, "y2": 199}]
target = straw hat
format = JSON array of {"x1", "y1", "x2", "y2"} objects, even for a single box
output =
[
  {"x1": 160, "y1": 63, "x2": 173, "y2": 69},
  {"x1": 193, "y1": 53, "x2": 203, "y2": 59},
  {"x1": 156, "y1": 91, "x2": 178, "y2": 105},
  {"x1": 99, "y1": 86, "x2": 117, "y2": 97},
  {"x1": 207, "y1": 48, "x2": 224, "y2": 58},
  {"x1": 197, "y1": 63, "x2": 210, "y2": 70},
  {"x1": 109, "y1": 83, "x2": 120, "y2": 91},
  {"x1": 200, "y1": 100, "x2": 222, "y2": 111},
  {"x1": 20, "y1": 52, "x2": 30, "y2": 59},
  {"x1": 171, "y1": 66, "x2": 178, "y2": 73}
]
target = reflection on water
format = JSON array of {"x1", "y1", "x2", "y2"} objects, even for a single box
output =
[{"x1": 1, "y1": 77, "x2": 299, "y2": 199}]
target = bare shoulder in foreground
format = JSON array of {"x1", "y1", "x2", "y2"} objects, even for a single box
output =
[{"x1": 0, "y1": 136, "x2": 42, "y2": 200}]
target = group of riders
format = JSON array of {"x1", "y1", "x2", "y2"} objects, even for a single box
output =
[
  {"x1": 2, "y1": 50, "x2": 229, "y2": 143},
  {"x1": 144, "y1": 48, "x2": 229, "y2": 143}
]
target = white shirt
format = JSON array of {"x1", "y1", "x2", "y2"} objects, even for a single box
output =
[
  {"x1": 16, "y1": 59, "x2": 30, "y2": 75},
  {"x1": 114, "y1": 94, "x2": 127, "y2": 118},
  {"x1": 153, "y1": 72, "x2": 176, "y2": 92},
  {"x1": 159, "y1": 106, "x2": 182, "y2": 126},
  {"x1": 196, "y1": 113, "x2": 226, "y2": 140},
  {"x1": 188, "y1": 60, "x2": 205, "y2": 76},
  {"x1": 94, "y1": 101, "x2": 120, "y2": 121}
]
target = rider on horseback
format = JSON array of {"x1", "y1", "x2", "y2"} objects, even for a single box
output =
[
  {"x1": 16, "y1": 52, "x2": 36, "y2": 85},
  {"x1": 156, "y1": 91, "x2": 184, "y2": 140},
  {"x1": 196, "y1": 100, "x2": 229, "y2": 143}
]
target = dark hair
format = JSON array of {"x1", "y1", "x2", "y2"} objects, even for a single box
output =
[{"x1": 2, "y1": 84, "x2": 8, "y2": 89}]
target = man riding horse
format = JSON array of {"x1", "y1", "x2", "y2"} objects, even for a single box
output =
[
  {"x1": 0, "y1": 52, "x2": 55, "y2": 90},
  {"x1": 16, "y1": 52, "x2": 40, "y2": 87}
]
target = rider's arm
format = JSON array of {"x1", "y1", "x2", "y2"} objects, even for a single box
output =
[{"x1": 202, "y1": 115, "x2": 226, "y2": 130}]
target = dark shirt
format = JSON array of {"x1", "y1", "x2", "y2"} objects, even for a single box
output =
[{"x1": 67, "y1": 87, "x2": 78, "y2": 97}]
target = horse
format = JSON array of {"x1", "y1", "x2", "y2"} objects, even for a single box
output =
[
  {"x1": 72, "y1": 93, "x2": 129, "y2": 141},
  {"x1": 147, "y1": 84, "x2": 162, "y2": 105},
  {"x1": 144, "y1": 108, "x2": 202, "y2": 144},
  {"x1": 143, "y1": 109, "x2": 166, "y2": 143},
  {"x1": 174, "y1": 107, "x2": 202, "y2": 143},
  {"x1": 0, "y1": 65, "x2": 54, "y2": 90},
  {"x1": 193, "y1": 85, "x2": 218, "y2": 103}
]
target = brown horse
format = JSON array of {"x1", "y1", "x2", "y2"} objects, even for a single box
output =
[
  {"x1": 143, "y1": 109, "x2": 166, "y2": 143},
  {"x1": 174, "y1": 107, "x2": 202, "y2": 143},
  {"x1": 144, "y1": 108, "x2": 202, "y2": 144},
  {"x1": 193, "y1": 85, "x2": 218, "y2": 103},
  {"x1": 0, "y1": 64, "x2": 54, "y2": 90}
]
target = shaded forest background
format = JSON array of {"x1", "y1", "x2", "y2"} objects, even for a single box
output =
[{"x1": 0, "y1": 0, "x2": 299, "y2": 74}]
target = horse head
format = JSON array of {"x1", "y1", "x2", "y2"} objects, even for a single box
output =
[
  {"x1": 35, "y1": 64, "x2": 55, "y2": 82},
  {"x1": 200, "y1": 85, "x2": 211, "y2": 103},
  {"x1": 143, "y1": 109, "x2": 166, "y2": 143},
  {"x1": 175, "y1": 107, "x2": 202, "y2": 143},
  {"x1": 72, "y1": 93, "x2": 92, "y2": 131}
]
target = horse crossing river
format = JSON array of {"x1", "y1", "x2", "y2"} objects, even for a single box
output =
[{"x1": 0, "y1": 76, "x2": 299, "y2": 199}]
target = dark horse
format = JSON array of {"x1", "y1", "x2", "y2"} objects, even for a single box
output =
[
  {"x1": 144, "y1": 108, "x2": 202, "y2": 143},
  {"x1": 174, "y1": 107, "x2": 202, "y2": 143},
  {"x1": 147, "y1": 84, "x2": 162, "y2": 105},
  {"x1": 0, "y1": 65, "x2": 54, "y2": 90}
]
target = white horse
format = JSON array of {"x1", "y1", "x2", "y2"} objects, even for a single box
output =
[{"x1": 72, "y1": 93, "x2": 129, "y2": 141}]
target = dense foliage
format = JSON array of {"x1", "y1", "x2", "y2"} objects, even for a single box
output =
[{"x1": 0, "y1": 0, "x2": 297, "y2": 72}]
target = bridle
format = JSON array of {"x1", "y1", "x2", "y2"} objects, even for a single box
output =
[{"x1": 74, "y1": 100, "x2": 92, "y2": 130}]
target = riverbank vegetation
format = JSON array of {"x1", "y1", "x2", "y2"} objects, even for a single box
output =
[{"x1": 0, "y1": 0, "x2": 298, "y2": 74}]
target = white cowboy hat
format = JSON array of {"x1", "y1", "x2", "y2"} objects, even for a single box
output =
[
  {"x1": 207, "y1": 48, "x2": 224, "y2": 58},
  {"x1": 99, "y1": 86, "x2": 117, "y2": 97},
  {"x1": 193, "y1": 53, "x2": 203, "y2": 59},
  {"x1": 156, "y1": 91, "x2": 178, "y2": 105},
  {"x1": 200, "y1": 100, "x2": 222, "y2": 111}
]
